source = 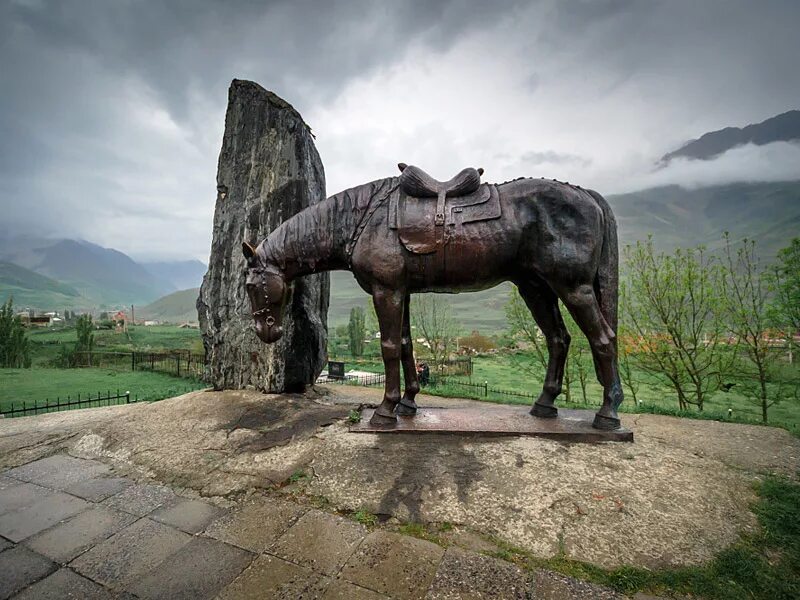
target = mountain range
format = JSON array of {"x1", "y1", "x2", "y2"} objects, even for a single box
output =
[
  {"x1": 0, "y1": 236, "x2": 206, "y2": 310},
  {"x1": 1, "y1": 110, "x2": 798, "y2": 328},
  {"x1": 661, "y1": 109, "x2": 800, "y2": 162}
]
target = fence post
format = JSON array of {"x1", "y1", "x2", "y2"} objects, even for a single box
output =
[
  {"x1": 176, "y1": 354, "x2": 181, "y2": 377},
  {"x1": 126, "y1": 391, "x2": 130, "y2": 404},
  {"x1": 131, "y1": 352, "x2": 135, "y2": 371},
  {"x1": 484, "y1": 381, "x2": 488, "y2": 397}
]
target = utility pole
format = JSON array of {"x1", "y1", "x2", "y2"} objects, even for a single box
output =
[{"x1": 131, "y1": 304, "x2": 135, "y2": 326}]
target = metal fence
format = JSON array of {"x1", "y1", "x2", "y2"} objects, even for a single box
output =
[
  {"x1": 1, "y1": 389, "x2": 134, "y2": 418},
  {"x1": 72, "y1": 351, "x2": 204, "y2": 379}
]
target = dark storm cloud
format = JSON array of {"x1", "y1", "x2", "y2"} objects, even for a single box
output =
[{"x1": 0, "y1": 0, "x2": 798, "y2": 260}]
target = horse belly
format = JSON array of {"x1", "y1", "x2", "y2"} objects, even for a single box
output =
[{"x1": 406, "y1": 221, "x2": 517, "y2": 292}]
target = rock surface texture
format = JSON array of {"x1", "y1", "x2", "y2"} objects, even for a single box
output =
[
  {"x1": 197, "y1": 79, "x2": 328, "y2": 392},
  {"x1": 1, "y1": 387, "x2": 798, "y2": 571}
]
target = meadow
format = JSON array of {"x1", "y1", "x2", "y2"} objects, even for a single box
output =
[
  {"x1": 328, "y1": 348, "x2": 800, "y2": 434},
  {"x1": 1, "y1": 324, "x2": 205, "y2": 414}
]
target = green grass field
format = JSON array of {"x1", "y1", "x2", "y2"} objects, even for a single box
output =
[
  {"x1": 0, "y1": 368, "x2": 205, "y2": 412},
  {"x1": 27, "y1": 324, "x2": 202, "y2": 366},
  {"x1": 323, "y1": 350, "x2": 800, "y2": 433}
]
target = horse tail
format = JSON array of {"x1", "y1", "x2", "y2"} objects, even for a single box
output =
[{"x1": 587, "y1": 189, "x2": 618, "y2": 340}]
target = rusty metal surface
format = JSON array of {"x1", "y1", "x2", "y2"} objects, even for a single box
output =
[{"x1": 350, "y1": 406, "x2": 633, "y2": 443}]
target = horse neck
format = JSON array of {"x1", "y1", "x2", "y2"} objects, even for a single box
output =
[{"x1": 263, "y1": 195, "x2": 351, "y2": 280}]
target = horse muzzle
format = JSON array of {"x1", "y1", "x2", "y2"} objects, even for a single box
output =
[{"x1": 254, "y1": 318, "x2": 283, "y2": 344}]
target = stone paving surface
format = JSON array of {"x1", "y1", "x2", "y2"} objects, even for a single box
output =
[{"x1": 0, "y1": 453, "x2": 632, "y2": 599}]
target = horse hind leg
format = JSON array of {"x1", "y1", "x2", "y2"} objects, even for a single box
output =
[
  {"x1": 516, "y1": 280, "x2": 570, "y2": 419},
  {"x1": 396, "y1": 294, "x2": 420, "y2": 416},
  {"x1": 555, "y1": 282, "x2": 623, "y2": 430}
]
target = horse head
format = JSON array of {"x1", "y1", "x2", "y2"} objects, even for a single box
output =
[{"x1": 242, "y1": 241, "x2": 290, "y2": 344}]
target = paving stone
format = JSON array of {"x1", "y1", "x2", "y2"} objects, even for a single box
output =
[
  {"x1": 24, "y1": 506, "x2": 137, "y2": 563},
  {"x1": 340, "y1": 530, "x2": 444, "y2": 600},
  {"x1": 0, "y1": 481, "x2": 55, "y2": 516},
  {"x1": 270, "y1": 509, "x2": 366, "y2": 576},
  {"x1": 150, "y1": 498, "x2": 225, "y2": 534},
  {"x1": 70, "y1": 517, "x2": 192, "y2": 590},
  {"x1": 425, "y1": 546, "x2": 529, "y2": 600},
  {"x1": 5, "y1": 455, "x2": 110, "y2": 490},
  {"x1": 0, "y1": 492, "x2": 89, "y2": 542},
  {"x1": 64, "y1": 476, "x2": 133, "y2": 502},
  {"x1": 100, "y1": 482, "x2": 176, "y2": 516},
  {"x1": 324, "y1": 579, "x2": 390, "y2": 599},
  {"x1": 0, "y1": 476, "x2": 19, "y2": 491},
  {"x1": 217, "y1": 554, "x2": 330, "y2": 600},
  {"x1": 205, "y1": 497, "x2": 306, "y2": 552},
  {"x1": 127, "y1": 536, "x2": 254, "y2": 600},
  {"x1": 11, "y1": 567, "x2": 115, "y2": 600},
  {"x1": 0, "y1": 538, "x2": 12, "y2": 553},
  {"x1": 532, "y1": 569, "x2": 625, "y2": 600},
  {"x1": 0, "y1": 545, "x2": 56, "y2": 600}
]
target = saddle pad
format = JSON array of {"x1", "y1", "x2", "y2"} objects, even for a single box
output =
[{"x1": 389, "y1": 184, "x2": 501, "y2": 255}]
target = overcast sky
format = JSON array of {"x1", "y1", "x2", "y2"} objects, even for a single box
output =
[{"x1": 1, "y1": 0, "x2": 799, "y2": 262}]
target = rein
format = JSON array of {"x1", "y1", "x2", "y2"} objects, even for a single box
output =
[{"x1": 344, "y1": 181, "x2": 398, "y2": 268}]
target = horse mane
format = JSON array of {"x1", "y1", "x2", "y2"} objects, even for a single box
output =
[{"x1": 261, "y1": 176, "x2": 397, "y2": 270}]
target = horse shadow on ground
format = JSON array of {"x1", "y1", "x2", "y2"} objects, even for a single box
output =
[{"x1": 372, "y1": 432, "x2": 496, "y2": 523}]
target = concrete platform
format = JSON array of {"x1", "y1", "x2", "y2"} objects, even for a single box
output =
[{"x1": 351, "y1": 406, "x2": 634, "y2": 442}]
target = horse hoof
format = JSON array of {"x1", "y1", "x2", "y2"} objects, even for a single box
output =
[
  {"x1": 396, "y1": 400, "x2": 417, "y2": 416},
  {"x1": 592, "y1": 413, "x2": 621, "y2": 430},
  {"x1": 531, "y1": 402, "x2": 558, "y2": 418},
  {"x1": 369, "y1": 411, "x2": 397, "y2": 427}
]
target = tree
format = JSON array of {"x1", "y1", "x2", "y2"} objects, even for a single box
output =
[
  {"x1": 412, "y1": 294, "x2": 459, "y2": 372},
  {"x1": 75, "y1": 314, "x2": 95, "y2": 366},
  {"x1": 767, "y1": 237, "x2": 800, "y2": 362},
  {"x1": 348, "y1": 306, "x2": 365, "y2": 357},
  {"x1": 504, "y1": 286, "x2": 548, "y2": 372},
  {"x1": 0, "y1": 298, "x2": 31, "y2": 368},
  {"x1": 720, "y1": 235, "x2": 779, "y2": 422},
  {"x1": 622, "y1": 238, "x2": 732, "y2": 411}
]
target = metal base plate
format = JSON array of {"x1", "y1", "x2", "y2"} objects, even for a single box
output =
[{"x1": 351, "y1": 406, "x2": 633, "y2": 443}]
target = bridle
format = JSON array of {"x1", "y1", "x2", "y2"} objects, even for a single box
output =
[{"x1": 247, "y1": 264, "x2": 280, "y2": 327}]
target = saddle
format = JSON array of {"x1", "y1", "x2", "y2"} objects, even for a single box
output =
[{"x1": 390, "y1": 163, "x2": 501, "y2": 254}]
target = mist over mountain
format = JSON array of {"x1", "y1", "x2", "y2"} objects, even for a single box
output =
[
  {"x1": 661, "y1": 110, "x2": 800, "y2": 163},
  {"x1": 141, "y1": 260, "x2": 207, "y2": 292}
]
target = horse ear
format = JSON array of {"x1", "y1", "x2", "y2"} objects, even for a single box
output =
[
  {"x1": 397, "y1": 163, "x2": 407, "y2": 173},
  {"x1": 242, "y1": 241, "x2": 256, "y2": 261},
  {"x1": 477, "y1": 167, "x2": 484, "y2": 176}
]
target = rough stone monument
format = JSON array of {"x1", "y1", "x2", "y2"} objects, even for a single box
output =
[{"x1": 197, "y1": 79, "x2": 328, "y2": 392}]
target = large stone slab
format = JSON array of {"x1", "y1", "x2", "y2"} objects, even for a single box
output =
[
  {"x1": 353, "y1": 407, "x2": 633, "y2": 442},
  {"x1": 0, "y1": 492, "x2": 89, "y2": 542},
  {"x1": 0, "y1": 482, "x2": 55, "y2": 516},
  {"x1": 4, "y1": 455, "x2": 110, "y2": 489},
  {"x1": 205, "y1": 497, "x2": 306, "y2": 552},
  {"x1": 150, "y1": 498, "x2": 225, "y2": 534},
  {"x1": 340, "y1": 530, "x2": 444, "y2": 600},
  {"x1": 425, "y1": 546, "x2": 529, "y2": 600},
  {"x1": 270, "y1": 509, "x2": 366, "y2": 576},
  {"x1": 197, "y1": 79, "x2": 329, "y2": 393},
  {"x1": 218, "y1": 554, "x2": 330, "y2": 600},
  {"x1": 532, "y1": 569, "x2": 624, "y2": 599},
  {"x1": 64, "y1": 476, "x2": 133, "y2": 502},
  {"x1": 0, "y1": 545, "x2": 56, "y2": 600},
  {"x1": 11, "y1": 568, "x2": 115, "y2": 600},
  {"x1": 70, "y1": 518, "x2": 192, "y2": 590},
  {"x1": 24, "y1": 506, "x2": 136, "y2": 563},
  {"x1": 101, "y1": 483, "x2": 176, "y2": 516},
  {"x1": 127, "y1": 537, "x2": 253, "y2": 600}
]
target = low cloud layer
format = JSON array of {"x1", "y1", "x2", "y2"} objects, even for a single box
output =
[{"x1": 1, "y1": 0, "x2": 799, "y2": 261}]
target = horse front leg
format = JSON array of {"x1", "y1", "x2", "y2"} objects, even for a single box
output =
[
  {"x1": 396, "y1": 294, "x2": 420, "y2": 416},
  {"x1": 369, "y1": 285, "x2": 405, "y2": 426}
]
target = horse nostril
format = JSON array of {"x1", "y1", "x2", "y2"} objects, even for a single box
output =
[{"x1": 266, "y1": 316, "x2": 275, "y2": 327}]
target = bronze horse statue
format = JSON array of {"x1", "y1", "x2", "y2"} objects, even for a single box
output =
[{"x1": 243, "y1": 164, "x2": 624, "y2": 430}]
